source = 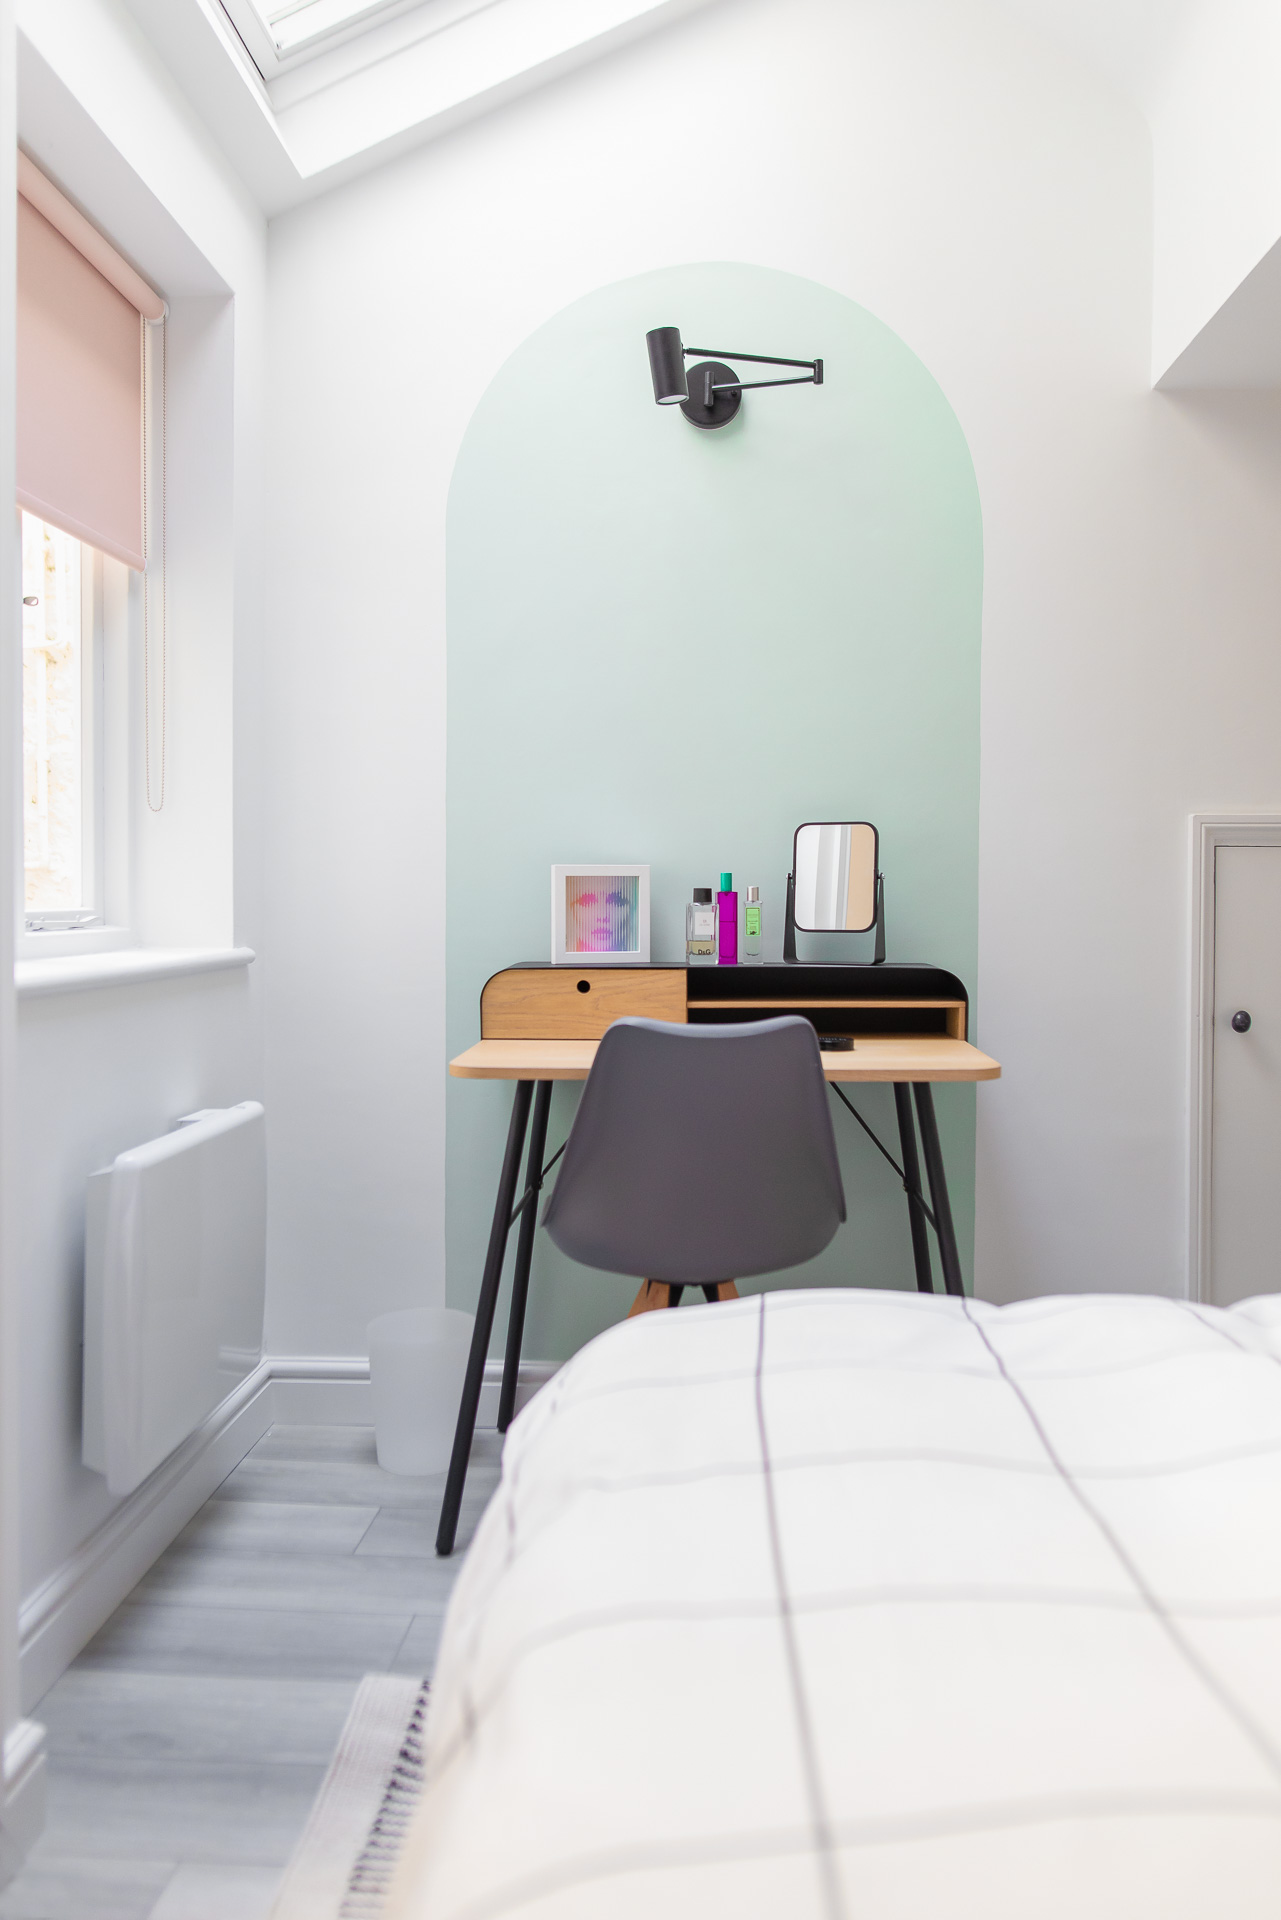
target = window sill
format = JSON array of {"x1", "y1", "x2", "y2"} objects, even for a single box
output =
[
  {"x1": 16, "y1": 924, "x2": 135, "y2": 960},
  {"x1": 15, "y1": 946, "x2": 255, "y2": 999}
]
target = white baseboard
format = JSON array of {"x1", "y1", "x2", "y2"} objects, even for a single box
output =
[
  {"x1": 478, "y1": 1358, "x2": 558, "y2": 1427},
  {"x1": 19, "y1": 1362, "x2": 277, "y2": 1710},
  {"x1": 269, "y1": 1354, "x2": 373, "y2": 1425},
  {"x1": 0, "y1": 1719, "x2": 47, "y2": 1887},
  {"x1": 19, "y1": 1354, "x2": 558, "y2": 1708},
  {"x1": 267, "y1": 1356, "x2": 559, "y2": 1428}
]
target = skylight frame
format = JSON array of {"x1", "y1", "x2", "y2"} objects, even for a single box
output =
[
  {"x1": 217, "y1": 0, "x2": 431, "y2": 76},
  {"x1": 266, "y1": 0, "x2": 400, "y2": 56}
]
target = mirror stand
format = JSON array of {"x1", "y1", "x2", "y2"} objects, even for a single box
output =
[{"x1": 783, "y1": 869, "x2": 886, "y2": 964}]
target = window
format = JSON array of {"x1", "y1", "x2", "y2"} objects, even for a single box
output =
[
  {"x1": 254, "y1": 0, "x2": 397, "y2": 53},
  {"x1": 221, "y1": 0, "x2": 412, "y2": 67},
  {"x1": 21, "y1": 512, "x2": 101, "y2": 930},
  {"x1": 16, "y1": 157, "x2": 161, "y2": 955},
  {"x1": 15, "y1": 157, "x2": 242, "y2": 965}
]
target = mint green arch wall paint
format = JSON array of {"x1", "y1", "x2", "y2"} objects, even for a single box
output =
[{"x1": 447, "y1": 264, "x2": 983, "y2": 1359}]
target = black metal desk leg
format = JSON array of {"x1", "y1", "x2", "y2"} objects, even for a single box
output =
[
  {"x1": 893, "y1": 1083, "x2": 935, "y2": 1294},
  {"x1": 436, "y1": 1081, "x2": 534, "y2": 1557},
  {"x1": 913, "y1": 1083, "x2": 965, "y2": 1298},
  {"x1": 497, "y1": 1080, "x2": 552, "y2": 1434}
]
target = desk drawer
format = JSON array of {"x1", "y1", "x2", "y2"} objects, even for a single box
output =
[{"x1": 481, "y1": 968, "x2": 687, "y2": 1039}]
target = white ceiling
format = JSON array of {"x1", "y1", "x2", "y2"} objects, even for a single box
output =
[{"x1": 996, "y1": 0, "x2": 1200, "y2": 115}]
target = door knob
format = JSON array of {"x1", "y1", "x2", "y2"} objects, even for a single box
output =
[{"x1": 1231, "y1": 1010, "x2": 1252, "y2": 1033}]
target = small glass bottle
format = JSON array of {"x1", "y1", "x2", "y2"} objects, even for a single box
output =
[
  {"x1": 717, "y1": 871, "x2": 738, "y2": 965},
  {"x1": 743, "y1": 884, "x2": 762, "y2": 961},
  {"x1": 686, "y1": 886, "x2": 716, "y2": 964}
]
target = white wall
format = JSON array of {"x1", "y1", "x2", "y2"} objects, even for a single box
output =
[
  {"x1": 11, "y1": 0, "x2": 268, "y2": 1621},
  {"x1": 262, "y1": 0, "x2": 1281, "y2": 1337},
  {"x1": 15, "y1": 976, "x2": 262, "y2": 1605},
  {"x1": 1148, "y1": 0, "x2": 1281, "y2": 379}
]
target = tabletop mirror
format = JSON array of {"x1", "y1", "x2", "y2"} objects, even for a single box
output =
[
  {"x1": 785, "y1": 821, "x2": 884, "y2": 963},
  {"x1": 793, "y1": 822, "x2": 878, "y2": 930}
]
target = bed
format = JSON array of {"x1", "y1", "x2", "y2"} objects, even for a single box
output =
[{"x1": 386, "y1": 1288, "x2": 1281, "y2": 1919}]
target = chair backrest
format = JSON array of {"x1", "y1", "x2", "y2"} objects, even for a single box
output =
[{"x1": 541, "y1": 1016, "x2": 846, "y2": 1283}]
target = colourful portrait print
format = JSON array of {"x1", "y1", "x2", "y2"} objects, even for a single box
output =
[{"x1": 564, "y1": 874, "x2": 640, "y2": 953}]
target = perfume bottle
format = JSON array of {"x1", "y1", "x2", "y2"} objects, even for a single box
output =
[
  {"x1": 717, "y1": 872, "x2": 738, "y2": 965},
  {"x1": 686, "y1": 886, "x2": 716, "y2": 964},
  {"x1": 743, "y1": 885, "x2": 762, "y2": 961}
]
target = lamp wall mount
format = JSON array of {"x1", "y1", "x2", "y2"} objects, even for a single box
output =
[{"x1": 646, "y1": 326, "x2": 823, "y2": 431}]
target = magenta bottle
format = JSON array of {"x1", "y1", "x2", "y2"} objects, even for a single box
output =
[{"x1": 717, "y1": 871, "x2": 738, "y2": 964}]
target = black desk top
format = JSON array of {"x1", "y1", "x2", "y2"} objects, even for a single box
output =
[{"x1": 685, "y1": 962, "x2": 967, "y2": 1003}]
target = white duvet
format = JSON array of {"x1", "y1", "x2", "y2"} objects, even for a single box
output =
[{"x1": 387, "y1": 1289, "x2": 1281, "y2": 1920}]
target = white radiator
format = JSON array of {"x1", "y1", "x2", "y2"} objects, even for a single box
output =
[{"x1": 83, "y1": 1102, "x2": 267, "y2": 1497}]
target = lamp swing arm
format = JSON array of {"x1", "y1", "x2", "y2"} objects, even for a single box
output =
[
  {"x1": 690, "y1": 348, "x2": 823, "y2": 392},
  {"x1": 684, "y1": 346, "x2": 823, "y2": 380},
  {"x1": 710, "y1": 373, "x2": 821, "y2": 393},
  {"x1": 692, "y1": 367, "x2": 819, "y2": 409}
]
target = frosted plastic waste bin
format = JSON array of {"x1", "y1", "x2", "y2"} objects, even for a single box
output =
[{"x1": 367, "y1": 1307, "x2": 474, "y2": 1475}]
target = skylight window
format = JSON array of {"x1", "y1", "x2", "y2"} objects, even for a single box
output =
[
  {"x1": 219, "y1": 0, "x2": 446, "y2": 77},
  {"x1": 250, "y1": 0, "x2": 400, "y2": 56},
  {"x1": 214, "y1": 0, "x2": 684, "y2": 130}
]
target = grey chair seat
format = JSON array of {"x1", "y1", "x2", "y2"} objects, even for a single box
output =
[{"x1": 541, "y1": 1016, "x2": 846, "y2": 1284}]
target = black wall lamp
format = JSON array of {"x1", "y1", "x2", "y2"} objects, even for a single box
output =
[{"x1": 646, "y1": 325, "x2": 823, "y2": 430}]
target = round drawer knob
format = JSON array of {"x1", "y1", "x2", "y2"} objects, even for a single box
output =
[
  {"x1": 1231, "y1": 1010, "x2": 1252, "y2": 1033},
  {"x1": 576, "y1": 979, "x2": 591, "y2": 994}
]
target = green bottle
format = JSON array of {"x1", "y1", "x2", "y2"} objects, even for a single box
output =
[{"x1": 743, "y1": 885, "x2": 762, "y2": 962}]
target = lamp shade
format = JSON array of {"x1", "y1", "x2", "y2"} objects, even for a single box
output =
[{"x1": 646, "y1": 327, "x2": 687, "y2": 405}]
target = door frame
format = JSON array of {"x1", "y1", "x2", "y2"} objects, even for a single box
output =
[{"x1": 1190, "y1": 814, "x2": 1281, "y2": 1303}]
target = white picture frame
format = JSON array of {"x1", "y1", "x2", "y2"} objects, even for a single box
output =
[{"x1": 551, "y1": 864, "x2": 650, "y2": 966}]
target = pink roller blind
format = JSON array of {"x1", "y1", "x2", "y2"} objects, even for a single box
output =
[{"x1": 16, "y1": 167, "x2": 160, "y2": 571}]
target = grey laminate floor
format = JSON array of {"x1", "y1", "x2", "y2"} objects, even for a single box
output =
[{"x1": 0, "y1": 1424, "x2": 502, "y2": 1920}]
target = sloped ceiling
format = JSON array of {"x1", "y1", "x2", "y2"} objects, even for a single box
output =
[
  {"x1": 124, "y1": 0, "x2": 1202, "y2": 223},
  {"x1": 118, "y1": 0, "x2": 719, "y2": 215}
]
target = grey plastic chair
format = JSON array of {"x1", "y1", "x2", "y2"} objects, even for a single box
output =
[{"x1": 541, "y1": 1016, "x2": 846, "y2": 1304}]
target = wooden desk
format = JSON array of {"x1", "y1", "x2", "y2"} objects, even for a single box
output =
[
  {"x1": 437, "y1": 962, "x2": 1001, "y2": 1555},
  {"x1": 450, "y1": 1035, "x2": 1000, "y2": 1083}
]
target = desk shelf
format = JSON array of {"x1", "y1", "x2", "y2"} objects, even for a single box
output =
[
  {"x1": 686, "y1": 1001, "x2": 965, "y2": 1038},
  {"x1": 685, "y1": 962, "x2": 968, "y2": 1040},
  {"x1": 480, "y1": 961, "x2": 970, "y2": 1042}
]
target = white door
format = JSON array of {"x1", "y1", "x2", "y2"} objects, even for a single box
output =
[{"x1": 1210, "y1": 845, "x2": 1281, "y2": 1305}]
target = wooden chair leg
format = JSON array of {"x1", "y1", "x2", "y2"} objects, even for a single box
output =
[
  {"x1": 628, "y1": 1279, "x2": 739, "y2": 1317},
  {"x1": 627, "y1": 1280, "x2": 671, "y2": 1316}
]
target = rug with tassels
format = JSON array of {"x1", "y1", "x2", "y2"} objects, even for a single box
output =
[{"x1": 270, "y1": 1674, "x2": 429, "y2": 1920}]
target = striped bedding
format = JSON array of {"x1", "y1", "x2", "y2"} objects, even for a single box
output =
[{"x1": 387, "y1": 1288, "x2": 1281, "y2": 1919}]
